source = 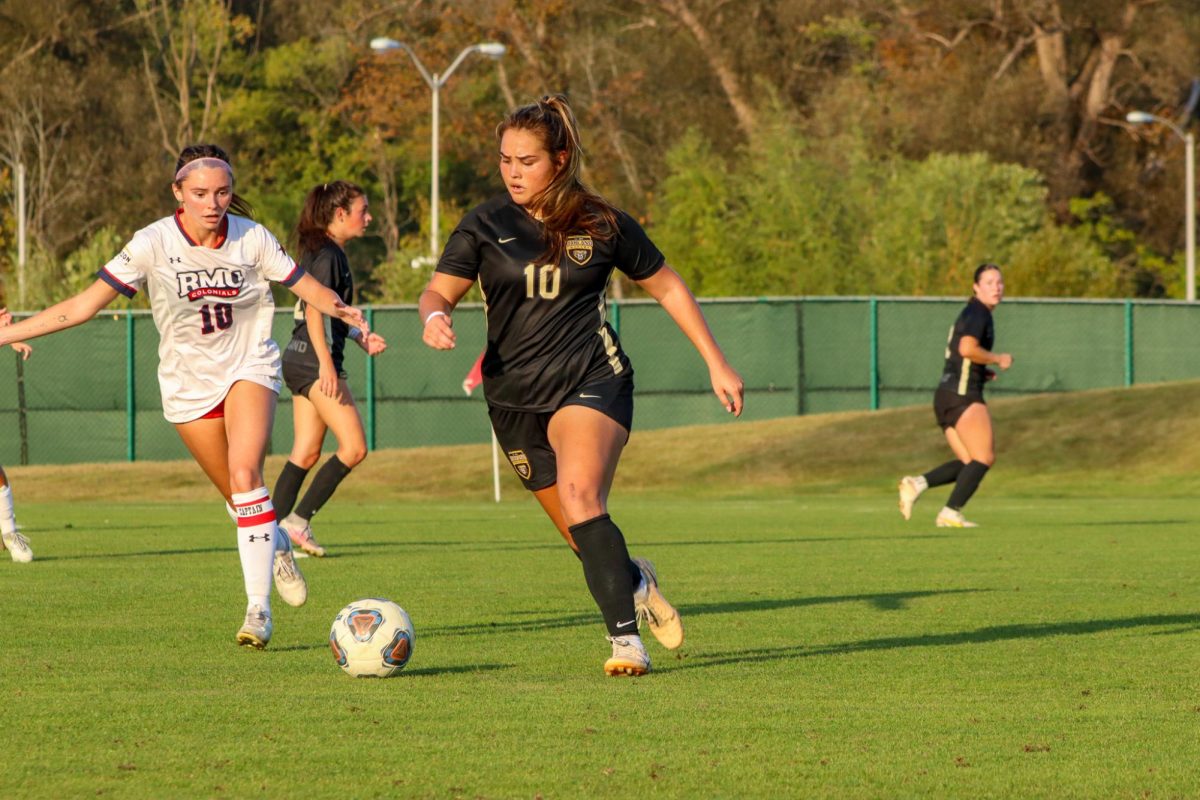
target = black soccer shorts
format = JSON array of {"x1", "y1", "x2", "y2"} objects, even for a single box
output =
[{"x1": 487, "y1": 373, "x2": 634, "y2": 491}]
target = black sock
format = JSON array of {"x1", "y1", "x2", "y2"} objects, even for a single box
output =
[
  {"x1": 923, "y1": 460, "x2": 965, "y2": 488},
  {"x1": 294, "y1": 455, "x2": 353, "y2": 520},
  {"x1": 567, "y1": 547, "x2": 642, "y2": 591},
  {"x1": 946, "y1": 460, "x2": 990, "y2": 510},
  {"x1": 272, "y1": 460, "x2": 310, "y2": 520},
  {"x1": 568, "y1": 514, "x2": 638, "y2": 637}
]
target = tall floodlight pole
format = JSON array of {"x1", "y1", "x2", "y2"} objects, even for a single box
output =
[
  {"x1": 1127, "y1": 110, "x2": 1196, "y2": 302},
  {"x1": 370, "y1": 38, "x2": 506, "y2": 260},
  {"x1": 0, "y1": 153, "x2": 27, "y2": 308}
]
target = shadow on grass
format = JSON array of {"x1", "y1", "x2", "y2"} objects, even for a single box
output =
[
  {"x1": 425, "y1": 589, "x2": 982, "y2": 637},
  {"x1": 402, "y1": 663, "x2": 514, "y2": 677},
  {"x1": 672, "y1": 612, "x2": 1200, "y2": 671},
  {"x1": 1069, "y1": 520, "x2": 1190, "y2": 527},
  {"x1": 36, "y1": 546, "x2": 233, "y2": 561}
]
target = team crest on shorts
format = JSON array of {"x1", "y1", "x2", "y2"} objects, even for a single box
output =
[
  {"x1": 565, "y1": 235, "x2": 593, "y2": 266},
  {"x1": 506, "y1": 449, "x2": 532, "y2": 480}
]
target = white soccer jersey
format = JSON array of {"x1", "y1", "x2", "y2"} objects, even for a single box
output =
[{"x1": 99, "y1": 211, "x2": 303, "y2": 423}]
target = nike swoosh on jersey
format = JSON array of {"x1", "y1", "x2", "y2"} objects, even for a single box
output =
[
  {"x1": 498, "y1": 236, "x2": 517, "y2": 243},
  {"x1": 578, "y1": 393, "x2": 601, "y2": 399}
]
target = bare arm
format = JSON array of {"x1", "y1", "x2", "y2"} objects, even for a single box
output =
[
  {"x1": 0, "y1": 281, "x2": 120, "y2": 347},
  {"x1": 302, "y1": 302, "x2": 339, "y2": 398},
  {"x1": 289, "y1": 272, "x2": 367, "y2": 334},
  {"x1": 418, "y1": 273, "x2": 475, "y2": 351},
  {"x1": 635, "y1": 263, "x2": 745, "y2": 416},
  {"x1": 959, "y1": 335, "x2": 1013, "y2": 370}
]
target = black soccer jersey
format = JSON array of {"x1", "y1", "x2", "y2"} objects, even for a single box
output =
[
  {"x1": 282, "y1": 242, "x2": 354, "y2": 372},
  {"x1": 437, "y1": 194, "x2": 665, "y2": 412},
  {"x1": 938, "y1": 297, "x2": 994, "y2": 396}
]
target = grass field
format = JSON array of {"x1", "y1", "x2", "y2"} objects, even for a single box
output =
[{"x1": 4, "y1": 384, "x2": 1200, "y2": 798}]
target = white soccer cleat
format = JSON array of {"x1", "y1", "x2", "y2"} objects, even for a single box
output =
[
  {"x1": 281, "y1": 514, "x2": 326, "y2": 558},
  {"x1": 935, "y1": 507, "x2": 978, "y2": 528},
  {"x1": 898, "y1": 476, "x2": 925, "y2": 521},
  {"x1": 272, "y1": 530, "x2": 308, "y2": 607},
  {"x1": 632, "y1": 557, "x2": 684, "y2": 650},
  {"x1": 235, "y1": 604, "x2": 272, "y2": 649},
  {"x1": 604, "y1": 634, "x2": 651, "y2": 677},
  {"x1": 2, "y1": 529, "x2": 33, "y2": 563}
]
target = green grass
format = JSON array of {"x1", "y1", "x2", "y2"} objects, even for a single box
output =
[{"x1": 4, "y1": 383, "x2": 1200, "y2": 798}]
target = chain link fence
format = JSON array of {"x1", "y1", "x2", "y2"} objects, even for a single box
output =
[{"x1": 2, "y1": 297, "x2": 1197, "y2": 465}]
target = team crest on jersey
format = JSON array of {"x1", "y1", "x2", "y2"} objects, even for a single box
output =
[
  {"x1": 506, "y1": 450, "x2": 532, "y2": 480},
  {"x1": 565, "y1": 235, "x2": 593, "y2": 266},
  {"x1": 175, "y1": 267, "x2": 246, "y2": 301}
]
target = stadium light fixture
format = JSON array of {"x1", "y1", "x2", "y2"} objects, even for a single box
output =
[
  {"x1": 1127, "y1": 109, "x2": 1196, "y2": 302},
  {"x1": 370, "y1": 38, "x2": 507, "y2": 260}
]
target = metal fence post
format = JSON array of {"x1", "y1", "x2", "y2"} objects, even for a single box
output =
[
  {"x1": 15, "y1": 348, "x2": 28, "y2": 465},
  {"x1": 611, "y1": 297, "x2": 621, "y2": 336},
  {"x1": 1124, "y1": 299, "x2": 1134, "y2": 387},
  {"x1": 869, "y1": 297, "x2": 880, "y2": 410},
  {"x1": 366, "y1": 306, "x2": 376, "y2": 451},
  {"x1": 126, "y1": 311, "x2": 136, "y2": 461}
]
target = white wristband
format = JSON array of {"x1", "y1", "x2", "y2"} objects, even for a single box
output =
[{"x1": 424, "y1": 310, "x2": 448, "y2": 326}]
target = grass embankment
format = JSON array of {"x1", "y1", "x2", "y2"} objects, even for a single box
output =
[{"x1": 16, "y1": 380, "x2": 1199, "y2": 503}]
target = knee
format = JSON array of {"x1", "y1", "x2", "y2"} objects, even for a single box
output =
[
  {"x1": 977, "y1": 452, "x2": 995, "y2": 467},
  {"x1": 337, "y1": 446, "x2": 367, "y2": 469},
  {"x1": 229, "y1": 466, "x2": 264, "y2": 495},
  {"x1": 558, "y1": 482, "x2": 606, "y2": 524},
  {"x1": 292, "y1": 452, "x2": 321, "y2": 471}
]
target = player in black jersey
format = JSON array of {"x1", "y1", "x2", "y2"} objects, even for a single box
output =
[
  {"x1": 274, "y1": 181, "x2": 387, "y2": 557},
  {"x1": 899, "y1": 264, "x2": 1013, "y2": 527},
  {"x1": 419, "y1": 94, "x2": 744, "y2": 676}
]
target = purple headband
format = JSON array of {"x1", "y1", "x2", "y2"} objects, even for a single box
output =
[{"x1": 174, "y1": 157, "x2": 234, "y2": 184}]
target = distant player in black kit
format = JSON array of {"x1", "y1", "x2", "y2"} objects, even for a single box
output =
[
  {"x1": 419, "y1": 94, "x2": 745, "y2": 676},
  {"x1": 899, "y1": 263, "x2": 1012, "y2": 527},
  {"x1": 274, "y1": 181, "x2": 387, "y2": 557}
]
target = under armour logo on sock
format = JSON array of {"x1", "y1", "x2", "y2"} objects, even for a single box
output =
[{"x1": 247, "y1": 533, "x2": 271, "y2": 543}]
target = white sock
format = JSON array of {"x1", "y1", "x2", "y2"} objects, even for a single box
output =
[
  {"x1": 232, "y1": 487, "x2": 276, "y2": 614},
  {"x1": 913, "y1": 475, "x2": 928, "y2": 492},
  {"x1": 0, "y1": 486, "x2": 16, "y2": 535},
  {"x1": 225, "y1": 502, "x2": 238, "y2": 524}
]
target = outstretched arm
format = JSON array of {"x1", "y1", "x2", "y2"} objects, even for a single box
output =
[
  {"x1": 0, "y1": 280, "x2": 120, "y2": 347},
  {"x1": 289, "y1": 272, "x2": 367, "y2": 335},
  {"x1": 634, "y1": 264, "x2": 744, "y2": 416}
]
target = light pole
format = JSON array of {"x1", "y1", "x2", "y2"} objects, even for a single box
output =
[
  {"x1": 0, "y1": 154, "x2": 26, "y2": 308},
  {"x1": 370, "y1": 37, "x2": 506, "y2": 262},
  {"x1": 1127, "y1": 109, "x2": 1196, "y2": 302}
]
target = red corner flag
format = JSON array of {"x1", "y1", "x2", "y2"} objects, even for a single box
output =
[{"x1": 462, "y1": 351, "x2": 484, "y2": 395}]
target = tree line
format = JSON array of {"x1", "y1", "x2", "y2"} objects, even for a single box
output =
[{"x1": 0, "y1": 0, "x2": 1196, "y2": 308}]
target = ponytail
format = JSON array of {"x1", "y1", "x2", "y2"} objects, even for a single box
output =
[{"x1": 294, "y1": 180, "x2": 366, "y2": 257}]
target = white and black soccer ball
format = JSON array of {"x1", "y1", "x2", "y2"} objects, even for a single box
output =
[{"x1": 329, "y1": 598, "x2": 414, "y2": 678}]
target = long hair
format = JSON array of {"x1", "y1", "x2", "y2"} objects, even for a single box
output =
[
  {"x1": 294, "y1": 180, "x2": 365, "y2": 258},
  {"x1": 173, "y1": 143, "x2": 254, "y2": 219},
  {"x1": 497, "y1": 94, "x2": 618, "y2": 265}
]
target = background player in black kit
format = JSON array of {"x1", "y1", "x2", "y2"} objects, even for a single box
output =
[
  {"x1": 899, "y1": 263, "x2": 1013, "y2": 527},
  {"x1": 419, "y1": 94, "x2": 745, "y2": 676},
  {"x1": 275, "y1": 181, "x2": 387, "y2": 556}
]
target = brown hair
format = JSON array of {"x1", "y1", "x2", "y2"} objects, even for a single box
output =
[
  {"x1": 294, "y1": 180, "x2": 365, "y2": 257},
  {"x1": 497, "y1": 94, "x2": 618, "y2": 265},
  {"x1": 173, "y1": 144, "x2": 254, "y2": 219}
]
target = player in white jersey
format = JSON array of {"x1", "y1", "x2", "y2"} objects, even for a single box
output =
[
  {"x1": 0, "y1": 144, "x2": 369, "y2": 649},
  {"x1": 0, "y1": 334, "x2": 33, "y2": 562}
]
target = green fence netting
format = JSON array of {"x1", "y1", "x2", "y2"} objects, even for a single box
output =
[{"x1": 1, "y1": 297, "x2": 1193, "y2": 465}]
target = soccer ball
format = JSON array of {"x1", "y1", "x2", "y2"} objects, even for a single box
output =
[{"x1": 329, "y1": 598, "x2": 414, "y2": 678}]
